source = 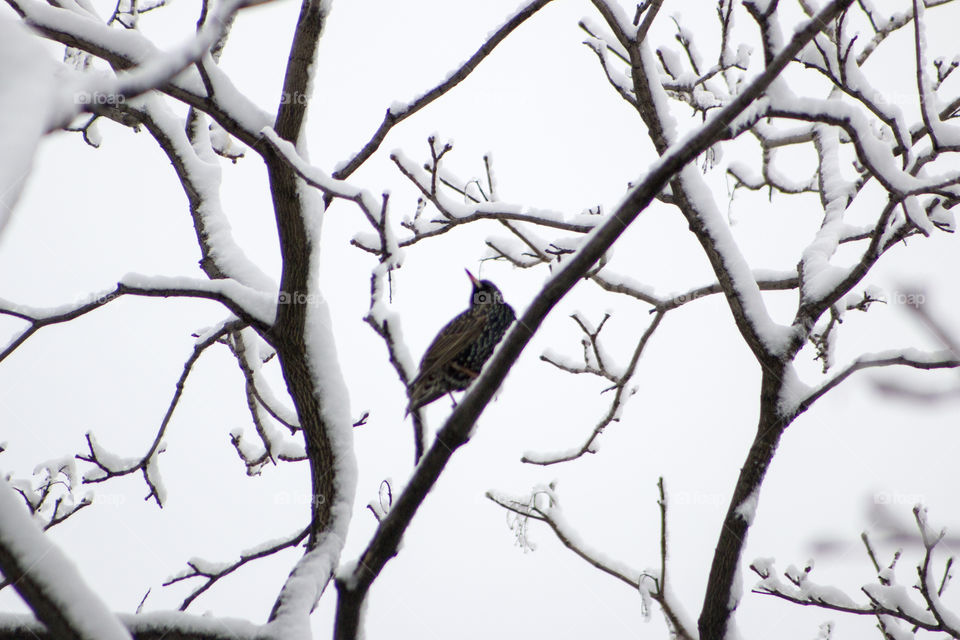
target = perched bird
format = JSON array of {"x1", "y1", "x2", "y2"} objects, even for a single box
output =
[{"x1": 407, "y1": 270, "x2": 515, "y2": 414}]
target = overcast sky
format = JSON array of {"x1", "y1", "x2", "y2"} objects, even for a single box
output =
[{"x1": 2, "y1": 1, "x2": 960, "y2": 638}]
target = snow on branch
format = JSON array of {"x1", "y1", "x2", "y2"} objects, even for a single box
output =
[
  {"x1": 487, "y1": 479, "x2": 695, "y2": 640},
  {"x1": 793, "y1": 347, "x2": 960, "y2": 416},
  {"x1": 487, "y1": 484, "x2": 642, "y2": 585},
  {"x1": 765, "y1": 95, "x2": 960, "y2": 201},
  {"x1": 869, "y1": 293, "x2": 960, "y2": 400},
  {"x1": 0, "y1": 610, "x2": 261, "y2": 640},
  {"x1": 0, "y1": 276, "x2": 275, "y2": 364},
  {"x1": 336, "y1": 6, "x2": 855, "y2": 631},
  {"x1": 91, "y1": 0, "x2": 264, "y2": 106},
  {"x1": 389, "y1": 145, "x2": 597, "y2": 246},
  {"x1": 581, "y1": 31, "x2": 637, "y2": 107},
  {"x1": 0, "y1": 20, "x2": 68, "y2": 234},
  {"x1": 751, "y1": 506, "x2": 960, "y2": 637},
  {"x1": 5, "y1": 0, "x2": 267, "y2": 131},
  {"x1": 7, "y1": 0, "x2": 273, "y2": 146},
  {"x1": 225, "y1": 329, "x2": 306, "y2": 475},
  {"x1": 77, "y1": 319, "x2": 242, "y2": 505},
  {"x1": 359, "y1": 209, "x2": 425, "y2": 461},
  {"x1": 0, "y1": 476, "x2": 132, "y2": 640},
  {"x1": 727, "y1": 153, "x2": 819, "y2": 196},
  {"x1": 164, "y1": 526, "x2": 309, "y2": 611},
  {"x1": 4, "y1": 458, "x2": 91, "y2": 537},
  {"x1": 586, "y1": 0, "x2": 640, "y2": 50},
  {"x1": 111, "y1": 274, "x2": 278, "y2": 328},
  {"x1": 588, "y1": 268, "x2": 801, "y2": 312},
  {"x1": 259, "y1": 128, "x2": 381, "y2": 225},
  {"x1": 385, "y1": 143, "x2": 603, "y2": 273},
  {"x1": 674, "y1": 164, "x2": 799, "y2": 358},
  {"x1": 332, "y1": 0, "x2": 557, "y2": 181},
  {"x1": 133, "y1": 94, "x2": 275, "y2": 290},
  {"x1": 268, "y1": 531, "x2": 348, "y2": 639},
  {"x1": 912, "y1": 0, "x2": 960, "y2": 151},
  {"x1": 525, "y1": 310, "x2": 664, "y2": 465}
]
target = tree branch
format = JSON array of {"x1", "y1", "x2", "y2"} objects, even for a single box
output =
[
  {"x1": 0, "y1": 477, "x2": 133, "y2": 640},
  {"x1": 77, "y1": 320, "x2": 241, "y2": 505},
  {"x1": 796, "y1": 349, "x2": 960, "y2": 415},
  {"x1": 332, "y1": 0, "x2": 556, "y2": 181},
  {"x1": 523, "y1": 310, "x2": 665, "y2": 465},
  {"x1": 486, "y1": 481, "x2": 695, "y2": 640},
  {"x1": 164, "y1": 526, "x2": 309, "y2": 611},
  {"x1": 334, "y1": 6, "x2": 851, "y2": 634}
]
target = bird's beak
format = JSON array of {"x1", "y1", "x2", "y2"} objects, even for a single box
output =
[{"x1": 465, "y1": 269, "x2": 480, "y2": 287}]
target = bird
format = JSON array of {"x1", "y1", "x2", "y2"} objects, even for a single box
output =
[{"x1": 406, "y1": 270, "x2": 515, "y2": 414}]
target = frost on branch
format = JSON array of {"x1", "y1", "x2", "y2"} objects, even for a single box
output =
[
  {"x1": 4, "y1": 458, "x2": 92, "y2": 534},
  {"x1": 3, "y1": 0, "x2": 960, "y2": 639},
  {"x1": 751, "y1": 507, "x2": 960, "y2": 638},
  {"x1": 0, "y1": 476, "x2": 132, "y2": 640},
  {"x1": 488, "y1": 478, "x2": 695, "y2": 640}
]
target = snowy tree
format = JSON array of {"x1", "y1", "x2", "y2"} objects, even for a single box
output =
[{"x1": 1, "y1": 1, "x2": 959, "y2": 639}]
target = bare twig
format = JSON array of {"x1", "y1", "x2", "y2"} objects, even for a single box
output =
[
  {"x1": 752, "y1": 508, "x2": 960, "y2": 635},
  {"x1": 486, "y1": 483, "x2": 694, "y2": 639},
  {"x1": 797, "y1": 350, "x2": 960, "y2": 414},
  {"x1": 335, "y1": 8, "x2": 852, "y2": 635},
  {"x1": 165, "y1": 526, "x2": 310, "y2": 610},
  {"x1": 332, "y1": 0, "x2": 556, "y2": 181},
  {"x1": 524, "y1": 310, "x2": 665, "y2": 465},
  {"x1": 77, "y1": 320, "x2": 241, "y2": 504}
]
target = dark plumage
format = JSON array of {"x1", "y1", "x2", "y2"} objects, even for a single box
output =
[{"x1": 407, "y1": 270, "x2": 515, "y2": 414}]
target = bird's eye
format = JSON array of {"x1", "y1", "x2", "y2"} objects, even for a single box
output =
[{"x1": 475, "y1": 292, "x2": 489, "y2": 304}]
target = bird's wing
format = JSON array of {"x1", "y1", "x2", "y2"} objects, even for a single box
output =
[{"x1": 411, "y1": 310, "x2": 488, "y2": 385}]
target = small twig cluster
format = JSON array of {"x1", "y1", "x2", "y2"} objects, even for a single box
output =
[
  {"x1": 487, "y1": 478, "x2": 694, "y2": 640},
  {"x1": 751, "y1": 506, "x2": 959, "y2": 638}
]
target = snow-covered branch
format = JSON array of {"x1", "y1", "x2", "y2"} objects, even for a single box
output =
[
  {"x1": 133, "y1": 95, "x2": 275, "y2": 289},
  {"x1": 4, "y1": 0, "x2": 271, "y2": 137},
  {"x1": 259, "y1": 128, "x2": 381, "y2": 225},
  {"x1": 164, "y1": 526, "x2": 309, "y2": 611},
  {"x1": 6, "y1": 0, "x2": 273, "y2": 146},
  {"x1": 335, "y1": 5, "x2": 853, "y2": 635},
  {"x1": 0, "y1": 278, "x2": 272, "y2": 364},
  {"x1": 332, "y1": 0, "x2": 557, "y2": 181},
  {"x1": 0, "y1": 477, "x2": 132, "y2": 640},
  {"x1": 225, "y1": 329, "x2": 306, "y2": 475},
  {"x1": 5, "y1": 0, "x2": 960, "y2": 636},
  {"x1": 795, "y1": 348, "x2": 960, "y2": 416},
  {"x1": 4, "y1": 461, "x2": 91, "y2": 537},
  {"x1": 77, "y1": 320, "x2": 241, "y2": 505},
  {"x1": 525, "y1": 310, "x2": 664, "y2": 465},
  {"x1": 389, "y1": 146, "x2": 598, "y2": 247},
  {"x1": 751, "y1": 507, "x2": 960, "y2": 637},
  {"x1": 487, "y1": 480, "x2": 695, "y2": 640},
  {"x1": 0, "y1": 611, "x2": 261, "y2": 640},
  {"x1": 359, "y1": 217, "x2": 424, "y2": 460},
  {"x1": 488, "y1": 485, "x2": 642, "y2": 586}
]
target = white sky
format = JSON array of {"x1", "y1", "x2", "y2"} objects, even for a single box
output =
[{"x1": 2, "y1": 0, "x2": 960, "y2": 638}]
